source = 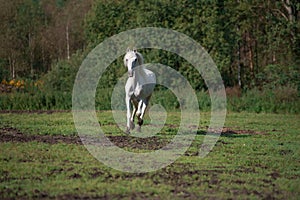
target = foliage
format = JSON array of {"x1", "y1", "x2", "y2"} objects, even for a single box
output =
[
  {"x1": 0, "y1": 0, "x2": 299, "y2": 85},
  {"x1": 228, "y1": 85, "x2": 300, "y2": 114},
  {"x1": 0, "y1": 0, "x2": 92, "y2": 78},
  {"x1": 84, "y1": 0, "x2": 299, "y2": 88},
  {"x1": 1, "y1": 86, "x2": 299, "y2": 114},
  {"x1": 0, "y1": 0, "x2": 299, "y2": 113},
  {"x1": 0, "y1": 77, "x2": 71, "y2": 110},
  {"x1": 43, "y1": 51, "x2": 86, "y2": 93},
  {"x1": 0, "y1": 92, "x2": 71, "y2": 110},
  {"x1": 255, "y1": 64, "x2": 300, "y2": 91}
]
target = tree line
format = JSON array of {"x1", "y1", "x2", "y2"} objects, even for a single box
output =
[
  {"x1": 0, "y1": 0, "x2": 299, "y2": 90},
  {"x1": 0, "y1": 0, "x2": 92, "y2": 79}
]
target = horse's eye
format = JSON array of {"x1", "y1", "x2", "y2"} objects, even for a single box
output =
[{"x1": 126, "y1": 59, "x2": 128, "y2": 62}]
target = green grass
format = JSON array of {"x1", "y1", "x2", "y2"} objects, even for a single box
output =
[
  {"x1": 0, "y1": 111, "x2": 299, "y2": 199},
  {"x1": 0, "y1": 112, "x2": 76, "y2": 136}
]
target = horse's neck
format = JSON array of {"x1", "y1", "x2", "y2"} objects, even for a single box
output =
[
  {"x1": 133, "y1": 67, "x2": 147, "y2": 87},
  {"x1": 133, "y1": 52, "x2": 147, "y2": 86}
]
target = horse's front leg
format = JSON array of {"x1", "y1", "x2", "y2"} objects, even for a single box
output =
[
  {"x1": 130, "y1": 100, "x2": 138, "y2": 130},
  {"x1": 125, "y1": 95, "x2": 133, "y2": 133}
]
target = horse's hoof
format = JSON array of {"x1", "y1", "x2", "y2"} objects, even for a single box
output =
[
  {"x1": 130, "y1": 121, "x2": 135, "y2": 130},
  {"x1": 136, "y1": 126, "x2": 141, "y2": 132},
  {"x1": 138, "y1": 119, "x2": 143, "y2": 126},
  {"x1": 125, "y1": 127, "x2": 130, "y2": 134}
]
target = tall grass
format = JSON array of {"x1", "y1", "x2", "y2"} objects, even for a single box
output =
[
  {"x1": 0, "y1": 92, "x2": 71, "y2": 111},
  {"x1": 0, "y1": 86, "x2": 299, "y2": 113},
  {"x1": 228, "y1": 85, "x2": 300, "y2": 114}
]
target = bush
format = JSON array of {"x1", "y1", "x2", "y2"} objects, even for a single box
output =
[
  {"x1": 228, "y1": 86, "x2": 300, "y2": 114},
  {"x1": 43, "y1": 51, "x2": 86, "y2": 93},
  {"x1": 255, "y1": 64, "x2": 300, "y2": 92}
]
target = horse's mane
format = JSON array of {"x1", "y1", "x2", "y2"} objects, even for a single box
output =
[{"x1": 136, "y1": 52, "x2": 144, "y2": 66}]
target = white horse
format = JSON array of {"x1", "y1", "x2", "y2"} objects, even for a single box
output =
[{"x1": 124, "y1": 48, "x2": 156, "y2": 133}]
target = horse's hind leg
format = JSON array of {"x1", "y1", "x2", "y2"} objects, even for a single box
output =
[
  {"x1": 136, "y1": 100, "x2": 144, "y2": 121},
  {"x1": 136, "y1": 98, "x2": 150, "y2": 132},
  {"x1": 141, "y1": 96, "x2": 151, "y2": 120}
]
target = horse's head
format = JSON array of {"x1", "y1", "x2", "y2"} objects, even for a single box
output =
[{"x1": 124, "y1": 48, "x2": 141, "y2": 77}]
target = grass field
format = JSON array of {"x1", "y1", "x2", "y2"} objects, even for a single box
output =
[{"x1": 0, "y1": 111, "x2": 299, "y2": 199}]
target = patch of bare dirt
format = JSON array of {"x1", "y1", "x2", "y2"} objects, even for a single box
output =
[
  {"x1": 0, "y1": 127, "x2": 82, "y2": 144},
  {"x1": 0, "y1": 126, "x2": 265, "y2": 150},
  {"x1": 0, "y1": 127, "x2": 170, "y2": 150},
  {"x1": 221, "y1": 127, "x2": 266, "y2": 135}
]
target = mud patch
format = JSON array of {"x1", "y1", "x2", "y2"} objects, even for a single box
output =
[
  {"x1": 0, "y1": 126, "x2": 265, "y2": 150},
  {"x1": 0, "y1": 127, "x2": 173, "y2": 150},
  {"x1": 0, "y1": 127, "x2": 82, "y2": 144},
  {"x1": 221, "y1": 127, "x2": 266, "y2": 135},
  {"x1": 108, "y1": 135, "x2": 170, "y2": 150}
]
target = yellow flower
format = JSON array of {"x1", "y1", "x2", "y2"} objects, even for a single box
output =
[
  {"x1": 1, "y1": 80, "x2": 8, "y2": 85},
  {"x1": 16, "y1": 80, "x2": 22, "y2": 88},
  {"x1": 9, "y1": 79, "x2": 15, "y2": 86}
]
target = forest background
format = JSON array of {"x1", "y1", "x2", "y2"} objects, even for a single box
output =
[{"x1": 0, "y1": 0, "x2": 299, "y2": 113}]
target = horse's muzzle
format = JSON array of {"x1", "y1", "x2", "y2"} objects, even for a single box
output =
[{"x1": 128, "y1": 70, "x2": 133, "y2": 77}]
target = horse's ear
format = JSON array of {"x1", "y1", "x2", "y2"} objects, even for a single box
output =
[
  {"x1": 126, "y1": 47, "x2": 131, "y2": 52},
  {"x1": 133, "y1": 47, "x2": 137, "y2": 53}
]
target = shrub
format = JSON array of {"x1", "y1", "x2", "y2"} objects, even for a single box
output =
[
  {"x1": 228, "y1": 85, "x2": 300, "y2": 114},
  {"x1": 43, "y1": 51, "x2": 86, "y2": 93}
]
